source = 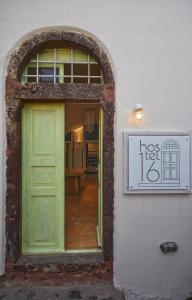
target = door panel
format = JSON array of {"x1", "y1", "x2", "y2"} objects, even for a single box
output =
[
  {"x1": 22, "y1": 103, "x2": 64, "y2": 254},
  {"x1": 97, "y1": 108, "x2": 103, "y2": 247}
]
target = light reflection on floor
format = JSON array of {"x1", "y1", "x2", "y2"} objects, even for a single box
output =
[{"x1": 65, "y1": 174, "x2": 98, "y2": 250}]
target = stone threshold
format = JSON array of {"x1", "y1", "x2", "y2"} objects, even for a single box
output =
[{"x1": 15, "y1": 252, "x2": 104, "y2": 267}]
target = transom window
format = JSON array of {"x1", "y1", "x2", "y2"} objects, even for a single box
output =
[{"x1": 21, "y1": 48, "x2": 103, "y2": 84}]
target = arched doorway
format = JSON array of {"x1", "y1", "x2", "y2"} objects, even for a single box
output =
[{"x1": 5, "y1": 27, "x2": 115, "y2": 267}]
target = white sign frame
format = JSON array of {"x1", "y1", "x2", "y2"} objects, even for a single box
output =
[{"x1": 124, "y1": 132, "x2": 192, "y2": 194}]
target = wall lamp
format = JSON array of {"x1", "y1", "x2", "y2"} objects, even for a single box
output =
[{"x1": 134, "y1": 103, "x2": 144, "y2": 121}]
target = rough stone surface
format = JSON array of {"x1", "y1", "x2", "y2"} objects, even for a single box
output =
[
  {"x1": 5, "y1": 261, "x2": 113, "y2": 284},
  {"x1": 7, "y1": 28, "x2": 114, "y2": 84},
  {"x1": 5, "y1": 28, "x2": 115, "y2": 274},
  {"x1": 16, "y1": 82, "x2": 103, "y2": 101},
  {"x1": 0, "y1": 281, "x2": 124, "y2": 300},
  {"x1": 16, "y1": 253, "x2": 104, "y2": 266}
]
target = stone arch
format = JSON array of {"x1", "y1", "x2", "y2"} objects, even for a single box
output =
[
  {"x1": 5, "y1": 26, "x2": 115, "y2": 270},
  {"x1": 7, "y1": 26, "x2": 114, "y2": 83}
]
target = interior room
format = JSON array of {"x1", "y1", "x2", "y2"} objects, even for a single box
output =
[{"x1": 65, "y1": 103, "x2": 100, "y2": 250}]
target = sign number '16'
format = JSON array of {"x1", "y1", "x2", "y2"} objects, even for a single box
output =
[{"x1": 139, "y1": 153, "x2": 160, "y2": 182}]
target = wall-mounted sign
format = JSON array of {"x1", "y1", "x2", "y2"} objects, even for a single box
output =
[{"x1": 124, "y1": 132, "x2": 191, "y2": 193}]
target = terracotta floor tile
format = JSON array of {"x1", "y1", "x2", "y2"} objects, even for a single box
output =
[{"x1": 65, "y1": 174, "x2": 98, "y2": 249}]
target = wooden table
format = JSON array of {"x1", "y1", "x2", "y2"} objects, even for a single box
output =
[{"x1": 65, "y1": 168, "x2": 86, "y2": 196}]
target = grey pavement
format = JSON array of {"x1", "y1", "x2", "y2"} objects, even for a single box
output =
[{"x1": 0, "y1": 281, "x2": 125, "y2": 300}]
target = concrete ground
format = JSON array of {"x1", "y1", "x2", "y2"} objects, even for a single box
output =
[{"x1": 0, "y1": 281, "x2": 125, "y2": 300}]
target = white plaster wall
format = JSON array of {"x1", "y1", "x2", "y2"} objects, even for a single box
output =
[{"x1": 0, "y1": 0, "x2": 192, "y2": 298}]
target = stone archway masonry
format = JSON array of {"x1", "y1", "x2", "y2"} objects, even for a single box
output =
[{"x1": 5, "y1": 28, "x2": 115, "y2": 269}]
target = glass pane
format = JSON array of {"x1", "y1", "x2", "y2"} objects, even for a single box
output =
[
  {"x1": 55, "y1": 64, "x2": 64, "y2": 78},
  {"x1": 73, "y1": 64, "x2": 88, "y2": 76},
  {"x1": 89, "y1": 56, "x2": 97, "y2": 63},
  {"x1": 27, "y1": 77, "x2": 37, "y2": 82},
  {"x1": 64, "y1": 77, "x2": 71, "y2": 83},
  {"x1": 39, "y1": 67, "x2": 54, "y2": 76},
  {"x1": 39, "y1": 64, "x2": 54, "y2": 82},
  {"x1": 28, "y1": 67, "x2": 36, "y2": 75},
  {"x1": 73, "y1": 49, "x2": 88, "y2": 62},
  {"x1": 64, "y1": 63, "x2": 71, "y2": 75},
  {"x1": 38, "y1": 66, "x2": 60, "y2": 82},
  {"x1": 39, "y1": 62, "x2": 54, "y2": 72},
  {"x1": 90, "y1": 64, "x2": 101, "y2": 76},
  {"x1": 56, "y1": 49, "x2": 71, "y2": 62},
  {"x1": 90, "y1": 77, "x2": 101, "y2": 83},
  {"x1": 39, "y1": 76, "x2": 54, "y2": 82},
  {"x1": 39, "y1": 49, "x2": 54, "y2": 61},
  {"x1": 73, "y1": 77, "x2": 88, "y2": 83}
]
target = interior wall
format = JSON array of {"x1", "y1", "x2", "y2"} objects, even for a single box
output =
[
  {"x1": 65, "y1": 103, "x2": 99, "y2": 168},
  {"x1": 0, "y1": 1, "x2": 192, "y2": 299},
  {"x1": 65, "y1": 103, "x2": 99, "y2": 133}
]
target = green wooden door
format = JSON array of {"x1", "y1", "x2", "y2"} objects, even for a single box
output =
[
  {"x1": 97, "y1": 108, "x2": 103, "y2": 247},
  {"x1": 22, "y1": 103, "x2": 64, "y2": 254}
]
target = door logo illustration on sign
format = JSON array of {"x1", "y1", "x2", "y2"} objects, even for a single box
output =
[
  {"x1": 124, "y1": 133, "x2": 191, "y2": 193},
  {"x1": 161, "y1": 140, "x2": 180, "y2": 185}
]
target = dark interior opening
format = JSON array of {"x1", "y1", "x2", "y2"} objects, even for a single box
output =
[{"x1": 65, "y1": 103, "x2": 101, "y2": 250}]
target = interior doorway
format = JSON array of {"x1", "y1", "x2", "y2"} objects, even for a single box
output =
[
  {"x1": 21, "y1": 102, "x2": 103, "y2": 255},
  {"x1": 65, "y1": 103, "x2": 102, "y2": 250}
]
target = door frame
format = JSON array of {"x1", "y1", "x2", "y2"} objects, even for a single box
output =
[
  {"x1": 97, "y1": 107, "x2": 103, "y2": 247},
  {"x1": 5, "y1": 27, "x2": 115, "y2": 267}
]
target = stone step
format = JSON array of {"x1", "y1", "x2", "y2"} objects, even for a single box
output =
[{"x1": 0, "y1": 282, "x2": 125, "y2": 300}]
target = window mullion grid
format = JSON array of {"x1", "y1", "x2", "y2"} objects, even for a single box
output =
[
  {"x1": 36, "y1": 53, "x2": 39, "y2": 83},
  {"x1": 72, "y1": 75, "x2": 101, "y2": 78},
  {"x1": 24, "y1": 48, "x2": 103, "y2": 84},
  {"x1": 54, "y1": 48, "x2": 56, "y2": 83},
  {"x1": 71, "y1": 49, "x2": 73, "y2": 83}
]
